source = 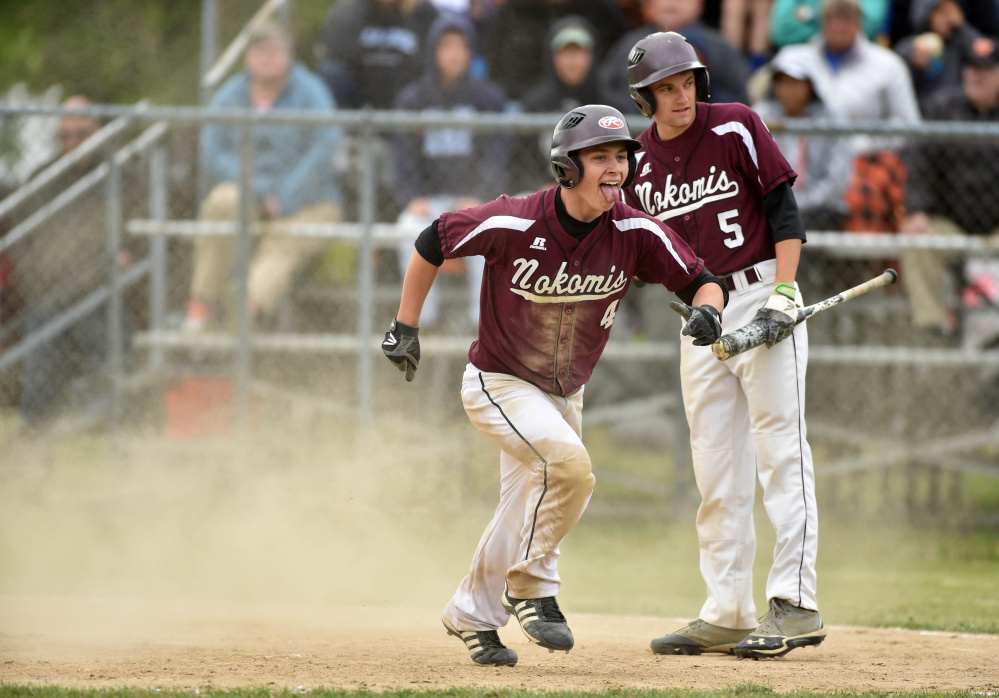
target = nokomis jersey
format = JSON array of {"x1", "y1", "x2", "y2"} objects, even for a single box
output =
[
  {"x1": 437, "y1": 188, "x2": 704, "y2": 396},
  {"x1": 624, "y1": 102, "x2": 797, "y2": 276}
]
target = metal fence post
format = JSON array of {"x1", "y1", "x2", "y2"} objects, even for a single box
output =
[
  {"x1": 198, "y1": 0, "x2": 217, "y2": 206},
  {"x1": 234, "y1": 125, "x2": 254, "y2": 434},
  {"x1": 148, "y1": 145, "x2": 169, "y2": 372},
  {"x1": 106, "y1": 144, "x2": 124, "y2": 433},
  {"x1": 356, "y1": 114, "x2": 376, "y2": 430}
]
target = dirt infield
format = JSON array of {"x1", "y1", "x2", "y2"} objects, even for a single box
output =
[{"x1": 2, "y1": 595, "x2": 997, "y2": 693}]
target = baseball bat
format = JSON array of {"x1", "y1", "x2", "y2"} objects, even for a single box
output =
[{"x1": 709, "y1": 268, "x2": 898, "y2": 360}]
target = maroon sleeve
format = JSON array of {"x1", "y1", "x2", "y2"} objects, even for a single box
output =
[
  {"x1": 436, "y1": 195, "x2": 530, "y2": 263},
  {"x1": 614, "y1": 208, "x2": 704, "y2": 291},
  {"x1": 730, "y1": 103, "x2": 797, "y2": 197}
]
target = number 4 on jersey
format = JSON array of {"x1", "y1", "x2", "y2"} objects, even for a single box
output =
[
  {"x1": 600, "y1": 299, "x2": 620, "y2": 329},
  {"x1": 718, "y1": 209, "x2": 745, "y2": 248}
]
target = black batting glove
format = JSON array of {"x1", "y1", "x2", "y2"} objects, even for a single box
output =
[
  {"x1": 382, "y1": 318, "x2": 420, "y2": 382},
  {"x1": 681, "y1": 304, "x2": 723, "y2": 346}
]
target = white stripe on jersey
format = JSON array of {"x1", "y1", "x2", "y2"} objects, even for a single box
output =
[
  {"x1": 711, "y1": 122, "x2": 759, "y2": 171},
  {"x1": 452, "y1": 215, "x2": 536, "y2": 252},
  {"x1": 613, "y1": 217, "x2": 688, "y2": 272},
  {"x1": 510, "y1": 288, "x2": 620, "y2": 303}
]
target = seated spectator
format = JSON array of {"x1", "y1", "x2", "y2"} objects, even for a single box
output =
[
  {"x1": 721, "y1": 0, "x2": 773, "y2": 71},
  {"x1": 772, "y1": 0, "x2": 920, "y2": 235},
  {"x1": 769, "y1": 0, "x2": 887, "y2": 50},
  {"x1": 7, "y1": 96, "x2": 141, "y2": 425},
  {"x1": 752, "y1": 51, "x2": 852, "y2": 231},
  {"x1": 315, "y1": 0, "x2": 439, "y2": 110},
  {"x1": 184, "y1": 22, "x2": 343, "y2": 331},
  {"x1": 600, "y1": 0, "x2": 751, "y2": 113},
  {"x1": 391, "y1": 13, "x2": 509, "y2": 330},
  {"x1": 516, "y1": 17, "x2": 610, "y2": 191},
  {"x1": 887, "y1": 0, "x2": 997, "y2": 47},
  {"x1": 894, "y1": 0, "x2": 992, "y2": 111},
  {"x1": 900, "y1": 39, "x2": 999, "y2": 334},
  {"x1": 485, "y1": 0, "x2": 626, "y2": 103}
]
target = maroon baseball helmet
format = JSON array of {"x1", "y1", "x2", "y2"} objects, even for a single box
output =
[
  {"x1": 550, "y1": 104, "x2": 642, "y2": 189},
  {"x1": 627, "y1": 31, "x2": 710, "y2": 118}
]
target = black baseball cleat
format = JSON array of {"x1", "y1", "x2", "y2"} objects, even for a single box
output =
[
  {"x1": 502, "y1": 590, "x2": 574, "y2": 652},
  {"x1": 732, "y1": 598, "x2": 827, "y2": 659},
  {"x1": 650, "y1": 619, "x2": 754, "y2": 655},
  {"x1": 442, "y1": 617, "x2": 518, "y2": 667}
]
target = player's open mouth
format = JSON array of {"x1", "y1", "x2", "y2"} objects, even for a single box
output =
[{"x1": 599, "y1": 181, "x2": 620, "y2": 203}]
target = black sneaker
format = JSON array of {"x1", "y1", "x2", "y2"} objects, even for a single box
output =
[
  {"x1": 732, "y1": 598, "x2": 827, "y2": 659},
  {"x1": 442, "y1": 617, "x2": 518, "y2": 666},
  {"x1": 502, "y1": 590, "x2": 574, "y2": 652}
]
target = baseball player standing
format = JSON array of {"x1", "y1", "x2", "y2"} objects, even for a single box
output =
[
  {"x1": 622, "y1": 32, "x2": 825, "y2": 659},
  {"x1": 383, "y1": 104, "x2": 728, "y2": 667}
]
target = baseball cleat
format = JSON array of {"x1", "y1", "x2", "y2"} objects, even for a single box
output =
[
  {"x1": 502, "y1": 590, "x2": 574, "y2": 652},
  {"x1": 442, "y1": 617, "x2": 518, "y2": 667},
  {"x1": 732, "y1": 598, "x2": 827, "y2": 659},
  {"x1": 650, "y1": 619, "x2": 754, "y2": 655}
]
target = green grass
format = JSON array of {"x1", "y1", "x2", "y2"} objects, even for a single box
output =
[{"x1": 0, "y1": 685, "x2": 992, "y2": 698}]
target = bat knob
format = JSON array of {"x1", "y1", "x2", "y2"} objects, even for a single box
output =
[
  {"x1": 712, "y1": 338, "x2": 732, "y2": 361},
  {"x1": 885, "y1": 268, "x2": 899, "y2": 284},
  {"x1": 669, "y1": 301, "x2": 693, "y2": 321}
]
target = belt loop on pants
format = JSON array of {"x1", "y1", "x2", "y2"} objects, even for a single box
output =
[{"x1": 723, "y1": 266, "x2": 763, "y2": 293}]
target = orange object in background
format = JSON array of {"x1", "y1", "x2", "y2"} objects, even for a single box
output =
[{"x1": 164, "y1": 374, "x2": 235, "y2": 439}]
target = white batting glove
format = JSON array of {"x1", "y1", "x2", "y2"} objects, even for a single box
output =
[{"x1": 752, "y1": 283, "x2": 798, "y2": 347}]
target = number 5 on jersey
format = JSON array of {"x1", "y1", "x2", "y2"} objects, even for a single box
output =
[{"x1": 718, "y1": 209, "x2": 744, "y2": 248}]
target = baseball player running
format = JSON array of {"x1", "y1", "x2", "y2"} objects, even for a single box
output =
[
  {"x1": 622, "y1": 32, "x2": 825, "y2": 659},
  {"x1": 383, "y1": 104, "x2": 728, "y2": 667}
]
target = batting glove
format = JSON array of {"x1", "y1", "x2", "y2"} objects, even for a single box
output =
[
  {"x1": 382, "y1": 318, "x2": 420, "y2": 382},
  {"x1": 681, "y1": 304, "x2": 723, "y2": 346},
  {"x1": 753, "y1": 283, "x2": 798, "y2": 347}
]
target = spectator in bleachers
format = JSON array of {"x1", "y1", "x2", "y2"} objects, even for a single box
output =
[
  {"x1": 769, "y1": 0, "x2": 887, "y2": 49},
  {"x1": 600, "y1": 0, "x2": 751, "y2": 113},
  {"x1": 391, "y1": 13, "x2": 509, "y2": 330},
  {"x1": 771, "y1": 0, "x2": 920, "y2": 235},
  {"x1": 721, "y1": 0, "x2": 773, "y2": 70},
  {"x1": 894, "y1": 0, "x2": 994, "y2": 111},
  {"x1": 8, "y1": 96, "x2": 139, "y2": 424},
  {"x1": 900, "y1": 38, "x2": 999, "y2": 334},
  {"x1": 516, "y1": 17, "x2": 610, "y2": 192},
  {"x1": 887, "y1": 0, "x2": 997, "y2": 47},
  {"x1": 315, "y1": 0, "x2": 439, "y2": 110},
  {"x1": 484, "y1": 0, "x2": 626, "y2": 103},
  {"x1": 184, "y1": 21, "x2": 343, "y2": 331},
  {"x1": 752, "y1": 50, "x2": 852, "y2": 231}
]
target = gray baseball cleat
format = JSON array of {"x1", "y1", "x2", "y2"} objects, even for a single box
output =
[
  {"x1": 442, "y1": 617, "x2": 518, "y2": 667},
  {"x1": 651, "y1": 619, "x2": 755, "y2": 655},
  {"x1": 502, "y1": 590, "x2": 574, "y2": 652},
  {"x1": 732, "y1": 598, "x2": 827, "y2": 659}
]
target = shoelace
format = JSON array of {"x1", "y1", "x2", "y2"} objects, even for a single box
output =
[
  {"x1": 755, "y1": 599, "x2": 792, "y2": 635},
  {"x1": 476, "y1": 630, "x2": 507, "y2": 650},
  {"x1": 533, "y1": 597, "x2": 567, "y2": 624}
]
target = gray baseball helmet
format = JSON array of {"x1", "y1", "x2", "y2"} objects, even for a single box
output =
[
  {"x1": 627, "y1": 31, "x2": 710, "y2": 118},
  {"x1": 550, "y1": 104, "x2": 642, "y2": 189}
]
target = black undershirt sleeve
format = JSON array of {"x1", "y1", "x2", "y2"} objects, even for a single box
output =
[
  {"x1": 414, "y1": 219, "x2": 445, "y2": 267},
  {"x1": 676, "y1": 267, "x2": 729, "y2": 308},
  {"x1": 764, "y1": 181, "x2": 807, "y2": 244}
]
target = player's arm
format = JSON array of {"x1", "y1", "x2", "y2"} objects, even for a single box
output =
[
  {"x1": 382, "y1": 221, "x2": 444, "y2": 382},
  {"x1": 755, "y1": 181, "x2": 806, "y2": 347}
]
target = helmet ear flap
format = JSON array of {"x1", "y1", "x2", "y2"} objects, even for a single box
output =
[
  {"x1": 696, "y1": 69, "x2": 710, "y2": 102},
  {"x1": 623, "y1": 150, "x2": 637, "y2": 189},
  {"x1": 551, "y1": 152, "x2": 583, "y2": 188},
  {"x1": 630, "y1": 87, "x2": 655, "y2": 118}
]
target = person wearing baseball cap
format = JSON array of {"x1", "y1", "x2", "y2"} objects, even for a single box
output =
[{"x1": 900, "y1": 35, "x2": 999, "y2": 334}]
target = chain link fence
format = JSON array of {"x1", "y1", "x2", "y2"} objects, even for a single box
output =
[{"x1": 1, "y1": 102, "x2": 997, "y2": 523}]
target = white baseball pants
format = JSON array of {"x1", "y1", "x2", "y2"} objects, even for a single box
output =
[
  {"x1": 443, "y1": 364, "x2": 594, "y2": 631},
  {"x1": 679, "y1": 259, "x2": 819, "y2": 630}
]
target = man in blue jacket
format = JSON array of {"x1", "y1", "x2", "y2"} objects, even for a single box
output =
[{"x1": 185, "y1": 21, "x2": 344, "y2": 331}]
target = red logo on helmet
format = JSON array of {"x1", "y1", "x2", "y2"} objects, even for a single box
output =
[{"x1": 598, "y1": 116, "x2": 625, "y2": 129}]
